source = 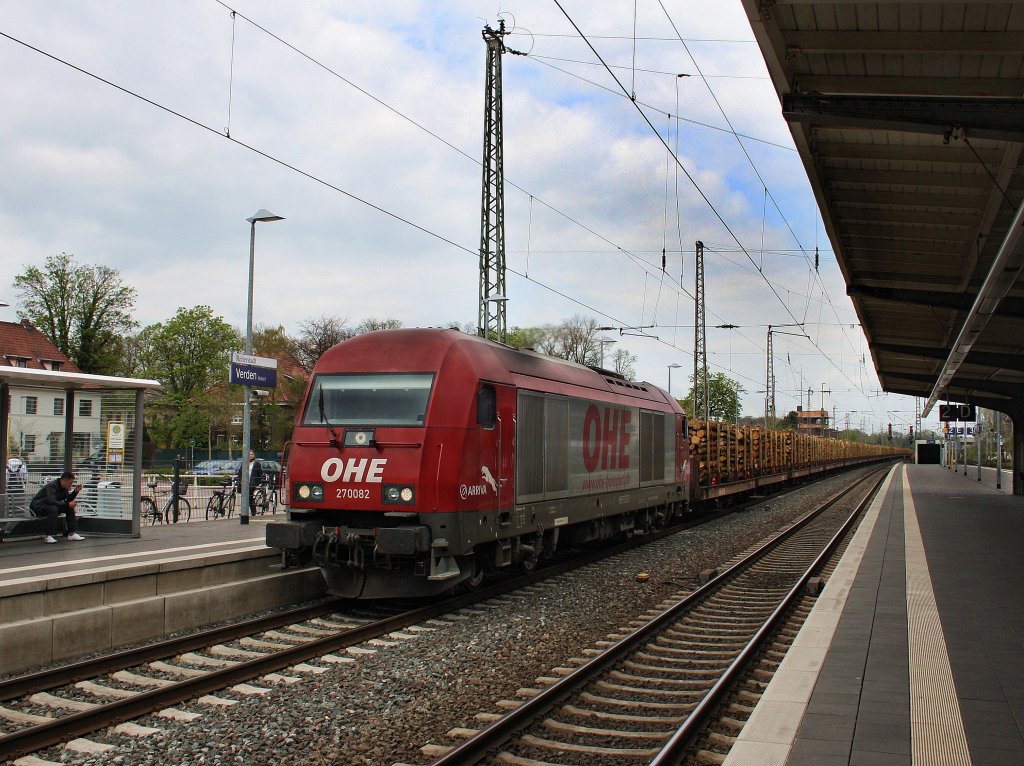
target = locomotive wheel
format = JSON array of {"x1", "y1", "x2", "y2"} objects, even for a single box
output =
[
  {"x1": 466, "y1": 560, "x2": 485, "y2": 589},
  {"x1": 516, "y1": 552, "x2": 538, "y2": 573}
]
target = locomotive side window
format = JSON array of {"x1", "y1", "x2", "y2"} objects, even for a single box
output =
[
  {"x1": 516, "y1": 392, "x2": 544, "y2": 499},
  {"x1": 639, "y1": 410, "x2": 667, "y2": 484},
  {"x1": 477, "y1": 384, "x2": 496, "y2": 429},
  {"x1": 301, "y1": 373, "x2": 434, "y2": 427},
  {"x1": 544, "y1": 396, "x2": 569, "y2": 494}
]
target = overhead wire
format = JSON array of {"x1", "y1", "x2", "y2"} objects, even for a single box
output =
[
  {"x1": 550, "y1": 0, "x2": 875, "y2": 405},
  {"x1": 211, "y1": 0, "x2": 834, "y2": 377},
  {"x1": 206, "y1": 0, "x2": 781, "y2": 347},
  {"x1": 3, "y1": 7, "x2": 866, "y2": 404},
  {"x1": 0, "y1": 23, "x2": 765, "y2": 389},
  {"x1": 654, "y1": 0, "x2": 864, "y2": 365}
]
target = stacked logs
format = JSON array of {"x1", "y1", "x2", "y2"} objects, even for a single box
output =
[{"x1": 687, "y1": 418, "x2": 903, "y2": 487}]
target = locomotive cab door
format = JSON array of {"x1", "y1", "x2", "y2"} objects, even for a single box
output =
[{"x1": 476, "y1": 383, "x2": 516, "y2": 515}]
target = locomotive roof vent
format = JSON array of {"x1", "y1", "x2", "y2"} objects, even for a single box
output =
[{"x1": 605, "y1": 377, "x2": 649, "y2": 392}]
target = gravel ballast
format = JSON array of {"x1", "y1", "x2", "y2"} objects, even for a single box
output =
[{"x1": 44, "y1": 466, "x2": 886, "y2": 766}]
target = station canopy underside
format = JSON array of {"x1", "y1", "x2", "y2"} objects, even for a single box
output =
[{"x1": 743, "y1": 0, "x2": 1024, "y2": 417}]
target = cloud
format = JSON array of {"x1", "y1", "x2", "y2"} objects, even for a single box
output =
[{"x1": 0, "y1": 0, "x2": 908, "y2": 428}]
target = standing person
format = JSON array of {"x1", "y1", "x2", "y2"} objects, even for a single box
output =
[
  {"x1": 236, "y1": 450, "x2": 265, "y2": 517},
  {"x1": 30, "y1": 471, "x2": 85, "y2": 543}
]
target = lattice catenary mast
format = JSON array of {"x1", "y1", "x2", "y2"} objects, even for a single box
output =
[
  {"x1": 765, "y1": 325, "x2": 775, "y2": 422},
  {"x1": 478, "y1": 20, "x2": 519, "y2": 342},
  {"x1": 693, "y1": 240, "x2": 708, "y2": 420}
]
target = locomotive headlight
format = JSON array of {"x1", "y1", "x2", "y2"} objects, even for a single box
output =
[
  {"x1": 383, "y1": 484, "x2": 415, "y2": 505},
  {"x1": 294, "y1": 483, "x2": 324, "y2": 503},
  {"x1": 344, "y1": 429, "x2": 375, "y2": 447}
]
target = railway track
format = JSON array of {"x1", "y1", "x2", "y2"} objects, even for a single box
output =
[
  {"x1": 0, "y1": 466, "x2": 886, "y2": 763},
  {"x1": 0, "y1": 500, "x2": 735, "y2": 762},
  {"x1": 422, "y1": 466, "x2": 889, "y2": 766}
]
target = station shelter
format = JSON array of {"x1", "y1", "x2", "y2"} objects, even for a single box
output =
[{"x1": 1, "y1": 366, "x2": 160, "y2": 539}]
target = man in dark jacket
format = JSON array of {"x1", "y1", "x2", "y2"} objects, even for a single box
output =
[
  {"x1": 236, "y1": 450, "x2": 265, "y2": 516},
  {"x1": 30, "y1": 471, "x2": 85, "y2": 543}
]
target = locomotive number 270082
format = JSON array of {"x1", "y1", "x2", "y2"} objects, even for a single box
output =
[{"x1": 337, "y1": 488, "x2": 371, "y2": 499}]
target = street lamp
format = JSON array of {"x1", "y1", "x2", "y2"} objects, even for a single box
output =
[
  {"x1": 240, "y1": 209, "x2": 284, "y2": 525},
  {"x1": 598, "y1": 338, "x2": 617, "y2": 368},
  {"x1": 667, "y1": 363, "x2": 682, "y2": 397}
]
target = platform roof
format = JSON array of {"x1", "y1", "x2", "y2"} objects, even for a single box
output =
[
  {"x1": 0, "y1": 366, "x2": 160, "y2": 390},
  {"x1": 742, "y1": 1, "x2": 1024, "y2": 417}
]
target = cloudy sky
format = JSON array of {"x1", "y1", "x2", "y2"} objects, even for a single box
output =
[{"x1": 0, "y1": 0, "x2": 927, "y2": 433}]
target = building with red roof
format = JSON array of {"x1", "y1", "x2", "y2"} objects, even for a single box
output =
[{"x1": 1, "y1": 319, "x2": 103, "y2": 463}]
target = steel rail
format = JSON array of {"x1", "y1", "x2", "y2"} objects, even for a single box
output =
[
  {"x1": 0, "y1": 463, "x2": 888, "y2": 760},
  {"x1": 0, "y1": 501, "x2": 735, "y2": 760},
  {"x1": 0, "y1": 598, "x2": 346, "y2": 702},
  {"x1": 648, "y1": 466, "x2": 890, "y2": 764},
  {"x1": 426, "y1": 466, "x2": 890, "y2": 766}
]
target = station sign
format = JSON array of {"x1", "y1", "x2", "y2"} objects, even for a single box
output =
[
  {"x1": 229, "y1": 352, "x2": 278, "y2": 388},
  {"x1": 948, "y1": 426, "x2": 978, "y2": 436},
  {"x1": 106, "y1": 421, "x2": 126, "y2": 465},
  {"x1": 938, "y1": 403, "x2": 976, "y2": 422}
]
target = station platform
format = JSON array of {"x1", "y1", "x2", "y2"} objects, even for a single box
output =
[
  {"x1": 726, "y1": 462, "x2": 1024, "y2": 766},
  {"x1": 0, "y1": 513, "x2": 325, "y2": 676},
  {"x1": 0, "y1": 514, "x2": 274, "y2": 585}
]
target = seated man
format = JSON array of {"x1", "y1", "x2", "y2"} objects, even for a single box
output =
[{"x1": 29, "y1": 471, "x2": 85, "y2": 544}]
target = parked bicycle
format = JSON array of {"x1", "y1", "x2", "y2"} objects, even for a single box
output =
[
  {"x1": 205, "y1": 479, "x2": 237, "y2": 520},
  {"x1": 251, "y1": 479, "x2": 279, "y2": 515},
  {"x1": 140, "y1": 476, "x2": 191, "y2": 524}
]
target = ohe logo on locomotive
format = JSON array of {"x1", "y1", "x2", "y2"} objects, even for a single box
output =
[{"x1": 320, "y1": 457, "x2": 387, "y2": 483}]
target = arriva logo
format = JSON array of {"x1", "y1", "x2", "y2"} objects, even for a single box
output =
[
  {"x1": 320, "y1": 457, "x2": 387, "y2": 483},
  {"x1": 460, "y1": 465, "x2": 496, "y2": 500}
]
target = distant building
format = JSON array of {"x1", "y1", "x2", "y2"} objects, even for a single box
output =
[
  {"x1": 1, "y1": 319, "x2": 101, "y2": 463},
  {"x1": 796, "y1": 406, "x2": 831, "y2": 438}
]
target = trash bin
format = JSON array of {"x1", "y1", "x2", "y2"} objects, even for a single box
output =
[{"x1": 96, "y1": 480, "x2": 123, "y2": 517}]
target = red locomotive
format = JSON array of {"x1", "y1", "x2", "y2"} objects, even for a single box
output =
[
  {"x1": 268, "y1": 328, "x2": 687, "y2": 597},
  {"x1": 267, "y1": 328, "x2": 900, "y2": 598}
]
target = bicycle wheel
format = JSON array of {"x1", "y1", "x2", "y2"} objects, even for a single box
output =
[
  {"x1": 226, "y1": 491, "x2": 236, "y2": 518},
  {"x1": 268, "y1": 487, "x2": 279, "y2": 513},
  {"x1": 140, "y1": 497, "x2": 160, "y2": 525},
  {"x1": 169, "y1": 499, "x2": 192, "y2": 524},
  {"x1": 205, "y1": 494, "x2": 221, "y2": 520},
  {"x1": 252, "y1": 488, "x2": 267, "y2": 515}
]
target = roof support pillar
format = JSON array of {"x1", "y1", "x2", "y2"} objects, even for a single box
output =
[{"x1": 1012, "y1": 409, "x2": 1024, "y2": 497}]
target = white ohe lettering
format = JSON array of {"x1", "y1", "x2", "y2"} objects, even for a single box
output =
[{"x1": 321, "y1": 457, "x2": 387, "y2": 483}]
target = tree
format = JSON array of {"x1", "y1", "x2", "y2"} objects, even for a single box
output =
[
  {"x1": 252, "y1": 324, "x2": 307, "y2": 449},
  {"x1": 610, "y1": 347, "x2": 638, "y2": 379},
  {"x1": 505, "y1": 325, "x2": 547, "y2": 350},
  {"x1": 14, "y1": 252, "x2": 138, "y2": 375},
  {"x1": 137, "y1": 306, "x2": 241, "y2": 399},
  {"x1": 504, "y1": 316, "x2": 644, "y2": 379},
  {"x1": 134, "y1": 306, "x2": 240, "y2": 450},
  {"x1": 355, "y1": 317, "x2": 403, "y2": 334},
  {"x1": 293, "y1": 314, "x2": 352, "y2": 373},
  {"x1": 552, "y1": 314, "x2": 601, "y2": 365},
  {"x1": 684, "y1": 372, "x2": 745, "y2": 422}
]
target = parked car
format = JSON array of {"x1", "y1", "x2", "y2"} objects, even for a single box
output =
[
  {"x1": 217, "y1": 459, "x2": 242, "y2": 477},
  {"x1": 257, "y1": 460, "x2": 283, "y2": 487},
  {"x1": 192, "y1": 460, "x2": 224, "y2": 475}
]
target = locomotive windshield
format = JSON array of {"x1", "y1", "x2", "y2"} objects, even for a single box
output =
[{"x1": 302, "y1": 373, "x2": 435, "y2": 427}]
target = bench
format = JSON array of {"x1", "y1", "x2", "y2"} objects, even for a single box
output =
[{"x1": 0, "y1": 493, "x2": 35, "y2": 542}]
